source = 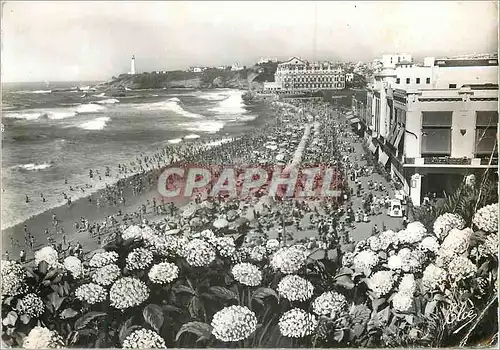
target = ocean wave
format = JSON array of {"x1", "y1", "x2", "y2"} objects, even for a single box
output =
[
  {"x1": 168, "y1": 138, "x2": 183, "y2": 144},
  {"x1": 184, "y1": 134, "x2": 200, "y2": 139},
  {"x1": 79, "y1": 117, "x2": 111, "y2": 130},
  {"x1": 4, "y1": 103, "x2": 106, "y2": 121},
  {"x1": 12, "y1": 162, "x2": 53, "y2": 171},
  {"x1": 11, "y1": 89, "x2": 52, "y2": 94},
  {"x1": 96, "y1": 98, "x2": 119, "y2": 105},
  {"x1": 134, "y1": 97, "x2": 203, "y2": 118},
  {"x1": 180, "y1": 120, "x2": 225, "y2": 133},
  {"x1": 209, "y1": 90, "x2": 246, "y2": 115},
  {"x1": 196, "y1": 90, "x2": 231, "y2": 101},
  {"x1": 93, "y1": 92, "x2": 106, "y2": 98},
  {"x1": 75, "y1": 103, "x2": 106, "y2": 114}
]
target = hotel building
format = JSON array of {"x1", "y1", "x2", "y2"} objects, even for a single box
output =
[
  {"x1": 263, "y1": 57, "x2": 345, "y2": 93},
  {"x1": 351, "y1": 54, "x2": 498, "y2": 205}
]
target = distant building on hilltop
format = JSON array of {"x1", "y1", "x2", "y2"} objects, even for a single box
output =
[
  {"x1": 129, "y1": 55, "x2": 136, "y2": 75},
  {"x1": 346, "y1": 73, "x2": 354, "y2": 82},
  {"x1": 258, "y1": 57, "x2": 278, "y2": 65},
  {"x1": 188, "y1": 66, "x2": 207, "y2": 73},
  {"x1": 231, "y1": 63, "x2": 245, "y2": 71},
  {"x1": 263, "y1": 57, "x2": 346, "y2": 94}
]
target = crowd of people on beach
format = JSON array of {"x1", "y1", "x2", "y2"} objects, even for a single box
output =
[{"x1": 9, "y1": 98, "x2": 407, "y2": 262}]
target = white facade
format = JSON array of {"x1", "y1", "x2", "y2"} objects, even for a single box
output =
[
  {"x1": 231, "y1": 63, "x2": 244, "y2": 71},
  {"x1": 258, "y1": 57, "x2": 278, "y2": 64},
  {"x1": 129, "y1": 55, "x2": 136, "y2": 75},
  {"x1": 346, "y1": 73, "x2": 354, "y2": 82},
  {"x1": 263, "y1": 81, "x2": 283, "y2": 92},
  {"x1": 381, "y1": 53, "x2": 413, "y2": 69}
]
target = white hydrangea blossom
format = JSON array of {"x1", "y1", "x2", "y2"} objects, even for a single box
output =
[
  {"x1": 278, "y1": 308, "x2": 318, "y2": 338},
  {"x1": 418, "y1": 236, "x2": 440, "y2": 254},
  {"x1": 266, "y1": 239, "x2": 280, "y2": 253},
  {"x1": 387, "y1": 255, "x2": 403, "y2": 270},
  {"x1": 126, "y1": 248, "x2": 154, "y2": 270},
  {"x1": 148, "y1": 262, "x2": 179, "y2": 284},
  {"x1": 437, "y1": 228, "x2": 473, "y2": 266},
  {"x1": 122, "y1": 225, "x2": 144, "y2": 241},
  {"x1": 397, "y1": 223, "x2": 426, "y2": 245},
  {"x1": 378, "y1": 230, "x2": 399, "y2": 250},
  {"x1": 23, "y1": 327, "x2": 64, "y2": 349},
  {"x1": 199, "y1": 229, "x2": 217, "y2": 244},
  {"x1": 342, "y1": 252, "x2": 355, "y2": 267},
  {"x1": 89, "y1": 251, "x2": 119, "y2": 268},
  {"x1": 473, "y1": 233, "x2": 499, "y2": 258},
  {"x1": 312, "y1": 291, "x2": 347, "y2": 318},
  {"x1": 92, "y1": 264, "x2": 121, "y2": 286},
  {"x1": 211, "y1": 306, "x2": 258, "y2": 342},
  {"x1": 213, "y1": 237, "x2": 236, "y2": 258},
  {"x1": 17, "y1": 293, "x2": 45, "y2": 318},
  {"x1": 231, "y1": 263, "x2": 262, "y2": 286},
  {"x1": 249, "y1": 246, "x2": 267, "y2": 262},
  {"x1": 353, "y1": 250, "x2": 379, "y2": 271},
  {"x1": 367, "y1": 270, "x2": 395, "y2": 298},
  {"x1": 75, "y1": 283, "x2": 107, "y2": 304},
  {"x1": 398, "y1": 248, "x2": 425, "y2": 273},
  {"x1": 422, "y1": 264, "x2": 447, "y2": 292},
  {"x1": 1, "y1": 260, "x2": 27, "y2": 296},
  {"x1": 367, "y1": 236, "x2": 383, "y2": 251},
  {"x1": 472, "y1": 203, "x2": 498, "y2": 233},
  {"x1": 399, "y1": 274, "x2": 416, "y2": 295},
  {"x1": 185, "y1": 239, "x2": 216, "y2": 267},
  {"x1": 392, "y1": 291, "x2": 413, "y2": 312},
  {"x1": 433, "y1": 213, "x2": 465, "y2": 240},
  {"x1": 110, "y1": 277, "x2": 150, "y2": 310},
  {"x1": 277, "y1": 275, "x2": 314, "y2": 301},
  {"x1": 448, "y1": 256, "x2": 477, "y2": 282},
  {"x1": 354, "y1": 240, "x2": 368, "y2": 252},
  {"x1": 63, "y1": 256, "x2": 83, "y2": 278},
  {"x1": 270, "y1": 246, "x2": 308, "y2": 274},
  {"x1": 34, "y1": 246, "x2": 61, "y2": 269},
  {"x1": 122, "y1": 328, "x2": 166, "y2": 348}
]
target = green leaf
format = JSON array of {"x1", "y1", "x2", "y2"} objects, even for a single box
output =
[
  {"x1": 38, "y1": 261, "x2": 49, "y2": 275},
  {"x1": 44, "y1": 269, "x2": 59, "y2": 281},
  {"x1": 175, "y1": 321, "x2": 212, "y2": 342},
  {"x1": 405, "y1": 315, "x2": 414, "y2": 325},
  {"x1": 162, "y1": 304, "x2": 182, "y2": 313},
  {"x1": 47, "y1": 292, "x2": 66, "y2": 312},
  {"x1": 172, "y1": 284, "x2": 197, "y2": 296},
  {"x1": 94, "y1": 331, "x2": 107, "y2": 348},
  {"x1": 74, "y1": 311, "x2": 107, "y2": 330},
  {"x1": 251, "y1": 287, "x2": 279, "y2": 303},
  {"x1": 188, "y1": 296, "x2": 204, "y2": 319},
  {"x1": 3, "y1": 296, "x2": 14, "y2": 306},
  {"x1": 351, "y1": 304, "x2": 371, "y2": 325},
  {"x1": 424, "y1": 300, "x2": 438, "y2": 316},
  {"x1": 335, "y1": 275, "x2": 355, "y2": 289},
  {"x1": 2, "y1": 311, "x2": 18, "y2": 326},
  {"x1": 371, "y1": 298, "x2": 386, "y2": 312},
  {"x1": 60, "y1": 308, "x2": 78, "y2": 319},
  {"x1": 209, "y1": 286, "x2": 237, "y2": 301},
  {"x1": 119, "y1": 317, "x2": 135, "y2": 344},
  {"x1": 335, "y1": 267, "x2": 354, "y2": 277},
  {"x1": 19, "y1": 314, "x2": 30, "y2": 324},
  {"x1": 143, "y1": 304, "x2": 164, "y2": 332},
  {"x1": 333, "y1": 329, "x2": 344, "y2": 342}
]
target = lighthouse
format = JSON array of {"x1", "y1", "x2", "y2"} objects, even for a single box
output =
[{"x1": 130, "y1": 55, "x2": 136, "y2": 75}]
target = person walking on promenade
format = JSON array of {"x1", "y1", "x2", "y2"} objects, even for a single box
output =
[{"x1": 19, "y1": 250, "x2": 26, "y2": 263}]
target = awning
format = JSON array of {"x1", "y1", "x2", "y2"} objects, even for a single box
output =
[
  {"x1": 368, "y1": 141, "x2": 377, "y2": 153},
  {"x1": 378, "y1": 151, "x2": 390, "y2": 166},
  {"x1": 349, "y1": 117, "x2": 360, "y2": 124},
  {"x1": 394, "y1": 127, "x2": 405, "y2": 147}
]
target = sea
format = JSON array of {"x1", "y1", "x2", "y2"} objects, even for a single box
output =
[{"x1": 1, "y1": 81, "x2": 269, "y2": 230}]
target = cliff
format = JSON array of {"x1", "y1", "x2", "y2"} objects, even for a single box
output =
[{"x1": 100, "y1": 62, "x2": 278, "y2": 92}]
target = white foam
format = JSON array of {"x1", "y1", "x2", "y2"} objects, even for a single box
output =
[
  {"x1": 168, "y1": 138, "x2": 183, "y2": 144},
  {"x1": 4, "y1": 112, "x2": 44, "y2": 120},
  {"x1": 75, "y1": 103, "x2": 106, "y2": 114},
  {"x1": 79, "y1": 117, "x2": 110, "y2": 130},
  {"x1": 196, "y1": 91, "x2": 231, "y2": 101},
  {"x1": 209, "y1": 90, "x2": 246, "y2": 115},
  {"x1": 134, "y1": 98, "x2": 203, "y2": 118},
  {"x1": 93, "y1": 93, "x2": 106, "y2": 98},
  {"x1": 180, "y1": 120, "x2": 225, "y2": 133},
  {"x1": 96, "y1": 98, "x2": 119, "y2": 104},
  {"x1": 184, "y1": 134, "x2": 201, "y2": 139},
  {"x1": 12, "y1": 89, "x2": 52, "y2": 94},
  {"x1": 79, "y1": 86, "x2": 91, "y2": 91},
  {"x1": 14, "y1": 163, "x2": 52, "y2": 171}
]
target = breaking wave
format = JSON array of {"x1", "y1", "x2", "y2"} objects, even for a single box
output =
[
  {"x1": 209, "y1": 90, "x2": 246, "y2": 115},
  {"x1": 134, "y1": 97, "x2": 203, "y2": 118},
  {"x1": 12, "y1": 162, "x2": 53, "y2": 171},
  {"x1": 4, "y1": 103, "x2": 106, "y2": 121},
  {"x1": 79, "y1": 117, "x2": 111, "y2": 130},
  {"x1": 180, "y1": 120, "x2": 225, "y2": 133},
  {"x1": 96, "y1": 98, "x2": 119, "y2": 105}
]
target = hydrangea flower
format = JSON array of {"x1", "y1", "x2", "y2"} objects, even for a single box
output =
[
  {"x1": 34, "y1": 246, "x2": 61, "y2": 269},
  {"x1": 17, "y1": 293, "x2": 45, "y2": 318},
  {"x1": 473, "y1": 232, "x2": 499, "y2": 258},
  {"x1": 399, "y1": 274, "x2": 416, "y2": 295},
  {"x1": 278, "y1": 308, "x2": 318, "y2": 338},
  {"x1": 433, "y1": 213, "x2": 465, "y2": 240},
  {"x1": 92, "y1": 264, "x2": 121, "y2": 286},
  {"x1": 249, "y1": 246, "x2": 267, "y2": 262},
  {"x1": 418, "y1": 236, "x2": 440, "y2": 254},
  {"x1": 185, "y1": 239, "x2": 216, "y2": 267},
  {"x1": 353, "y1": 250, "x2": 379, "y2": 271},
  {"x1": 312, "y1": 291, "x2": 347, "y2": 317},
  {"x1": 367, "y1": 270, "x2": 395, "y2": 298},
  {"x1": 211, "y1": 306, "x2": 258, "y2": 342},
  {"x1": 397, "y1": 222, "x2": 426, "y2": 245},
  {"x1": 122, "y1": 328, "x2": 166, "y2": 348},
  {"x1": 422, "y1": 264, "x2": 447, "y2": 292},
  {"x1": 1, "y1": 260, "x2": 27, "y2": 296},
  {"x1": 23, "y1": 327, "x2": 64, "y2": 349},
  {"x1": 231, "y1": 263, "x2": 262, "y2": 286},
  {"x1": 277, "y1": 275, "x2": 314, "y2": 301},
  {"x1": 266, "y1": 239, "x2": 280, "y2": 253},
  {"x1": 367, "y1": 236, "x2": 382, "y2": 251},
  {"x1": 270, "y1": 246, "x2": 308, "y2": 274},
  {"x1": 213, "y1": 237, "x2": 236, "y2": 258},
  {"x1": 122, "y1": 225, "x2": 144, "y2": 241},
  {"x1": 448, "y1": 256, "x2": 477, "y2": 282},
  {"x1": 75, "y1": 283, "x2": 107, "y2": 304},
  {"x1": 472, "y1": 203, "x2": 498, "y2": 233},
  {"x1": 126, "y1": 248, "x2": 154, "y2": 270},
  {"x1": 392, "y1": 291, "x2": 413, "y2": 312},
  {"x1": 110, "y1": 277, "x2": 149, "y2": 309},
  {"x1": 230, "y1": 248, "x2": 250, "y2": 264},
  {"x1": 378, "y1": 230, "x2": 399, "y2": 250},
  {"x1": 387, "y1": 255, "x2": 403, "y2": 270},
  {"x1": 342, "y1": 252, "x2": 355, "y2": 267},
  {"x1": 63, "y1": 256, "x2": 83, "y2": 278},
  {"x1": 148, "y1": 262, "x2": 179, "y2": 284},
  {"x1": 398, "y1": 248, "x2": 425, "y2": 273},
  {"x1": 437, "y1": 228, "x2": 473, "y2": 265},
  {"x1": 89, "y1": 251, "x2": 119, "y2": 268},
  {"x1": 354, "y1": 240, "x2": 368, "y2": 252},
  {"x1": 199, "y1": 229, "x2": 217, "y2": 244}
]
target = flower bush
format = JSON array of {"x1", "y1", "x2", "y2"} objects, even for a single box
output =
[{"x1": 211, "y1": 305, "x2": 258, "y2": 342}]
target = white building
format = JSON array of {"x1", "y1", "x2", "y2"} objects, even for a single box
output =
[
  {"x1": 258, "y1": 57, "x2": 278, "y2": 64},
  {"x1": 346, "y1": 73, "x2": 354, "y2": 82},
  {"x1": 231, "y1": 63, "x2": 245, "y2": 71},
  {"x1": 357, "y1": 54, "x2": 498, "y2": 205},
  {"x1": 129, "y1": 55, "x2": 136, "y2": 75}
]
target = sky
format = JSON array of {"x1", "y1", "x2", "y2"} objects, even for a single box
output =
[{"x1": 1, "y1": 1, "x2": 498, "y2": 82}]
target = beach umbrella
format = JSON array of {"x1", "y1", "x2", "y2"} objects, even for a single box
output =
[
  {"x1": 213, "y1": 217, "x2": 229, "y2": 229},
  {"x1": 164, "y1": 228, "x2": 181, "y2": 235},
  {"x1": 276, "y1": 154, "x2": 285, "y2": 162},
  {"x1": 200, "y1": 200, "x2": 214, "y2": 210},
  {"x1": 190, "y1": 217, "x2": 203, "y2": 228},
  {"x1": 226, "y1": 210, "x2": 238, "y2": 222}
]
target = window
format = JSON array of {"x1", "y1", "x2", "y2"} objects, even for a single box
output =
[
  {"x1": 475, "y1": 111, "x2": 498, "y2": 156},
  {"x1": 416, "y1": 78, "x2": 420, "y2": 84},
  {"x1": 406, "y1": 78, "x2": 410, "y2": 84},
  {"x1": 426, "y1": 78, "x2": 430, "y2": 84},
  {"x1": 421, "y1": 111, "x2": 453, "y2": 156},
  {"x1": 449, "y1": 84, "x2": 457, "y2": 88},
  {"x1": 396, "y1": 78, "x2": 400, "y2": 84}
]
